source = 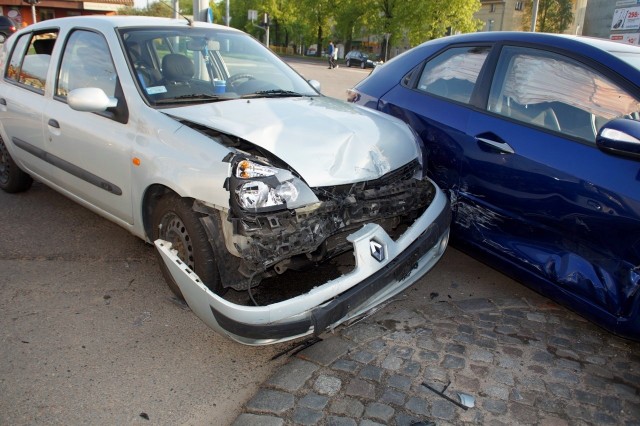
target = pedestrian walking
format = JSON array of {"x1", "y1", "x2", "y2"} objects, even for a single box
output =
[{"x1": 328, "y1": 41, "x2": 335, "y2": 69}]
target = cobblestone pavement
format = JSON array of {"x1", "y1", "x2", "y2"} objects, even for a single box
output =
[{"x1": 233, "y1": 296, "x2": 640, "y2": 425}]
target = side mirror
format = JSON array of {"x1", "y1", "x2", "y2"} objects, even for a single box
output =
[
  {"x1": 68, "y1": 88, "x2": 118, "y2": 112},
  {"x1": 596, "y1": 118, "x2": 640, "y2": 160},
  {"x1": 308, "y1": 79, "x2": 321, "y2": 93}
]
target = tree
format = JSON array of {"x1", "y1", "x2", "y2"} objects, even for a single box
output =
[
  {"x1": 118, "y1": 0, "x2": 197, "y2": 18},
  {"x1": 369, "y1": 0, "x2": 482, "y2": 59},
  {"x1": 523, "y1": 0, "x2": 574, "y2": 33},
  {"x1": 333, "y1": 0, "x2": 375, "y2": 53},
  {"x1": 296, "y1": 0, "x2": 334, "y2": 57}
]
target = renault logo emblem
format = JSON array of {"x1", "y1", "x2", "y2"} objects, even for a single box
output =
[{"x1": 370, "y1": 240, "x2": 385, "y2": 262}]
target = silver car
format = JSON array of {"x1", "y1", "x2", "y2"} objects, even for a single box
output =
[{"x1": 0, "y1": 16, "x2": 450, "y2": 345}]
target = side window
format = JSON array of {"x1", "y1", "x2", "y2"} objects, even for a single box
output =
[
  {"x1": 488, "y1": 46, "x2": 640, "y2": 143},
  {"x1": 416, "y1": 46, "x2": 490, "y2": 104},
  {"x1": 5, "y1": 31, "x2": 58, "y2": 93},
  {"x1": 56, "y1": 30, "x2": 117, "y2": 99},
  {"x1": 5, "y1": 33, "x2": 29, "y2": 82}
]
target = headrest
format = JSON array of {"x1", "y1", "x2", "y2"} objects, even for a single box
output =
[
  {"x1": 162, "y1": 54, "x2": 194, "y2": 82},
  {"x1": 33, "y1": 39, "x2": 55, "y2": 55}
]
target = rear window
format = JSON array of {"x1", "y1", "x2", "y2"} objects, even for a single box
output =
[{"x1": 5, "y1": 31, "x2": 58, "y2": 93}]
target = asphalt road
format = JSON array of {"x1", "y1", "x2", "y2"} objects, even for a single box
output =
[{"x1": 0, "y1": 57, "x2": 529, "y2": 425}]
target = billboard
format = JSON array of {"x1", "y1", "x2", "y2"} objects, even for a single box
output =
[
  {"x1": 612, "y1": 7, "x2": 640, "y2": 30},
  {"x1": 610, "y1": 33, "x2": 640, "y2": 45}
]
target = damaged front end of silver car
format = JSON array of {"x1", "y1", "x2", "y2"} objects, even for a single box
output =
[
  {"x1": 156, "y1": 147, "x2": 451, "y2": 345},
  {"x1": 155, "y1": 156, "x2": 451, "y2": 344}
]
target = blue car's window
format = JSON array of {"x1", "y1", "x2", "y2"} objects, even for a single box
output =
[
  {"x1": 416, "y1": 46, "x2": 490, "y2": 104},
  {"x1": 488, "y1": 46, "x2": 640, "y2": 143}
]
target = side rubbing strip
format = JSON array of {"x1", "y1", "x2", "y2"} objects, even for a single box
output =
[{"x1": 12, "y1": 137, "x2": 123, "y2": 196}]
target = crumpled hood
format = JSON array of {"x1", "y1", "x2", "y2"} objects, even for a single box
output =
[{"x1": 164, "y1": 96, "x2": 419, "y2": 187}]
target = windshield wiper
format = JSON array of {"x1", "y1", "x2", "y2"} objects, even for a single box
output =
[
  {"x1": 154, "y1": 93, "x2": 228, "y2": 104},
  {"x1": 240, "y1": 90, "x2": 308, "y2": 99}
]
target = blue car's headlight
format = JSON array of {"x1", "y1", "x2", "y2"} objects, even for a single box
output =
[{"x1": 232, "y1": 158, "x2": 319, "y2": 212}]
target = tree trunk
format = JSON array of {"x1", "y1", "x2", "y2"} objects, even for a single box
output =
[{"x1": 316, "y1": 25, "x2": 323, "y2": 57}]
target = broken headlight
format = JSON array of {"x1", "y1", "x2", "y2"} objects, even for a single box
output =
[{"x1": 232, "y1": 158, "x2": 319, "y2": 212}]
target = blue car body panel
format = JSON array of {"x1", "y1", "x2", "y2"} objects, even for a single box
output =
[{"x1": 353, "y1": 32, "x2": 640, "y2": 340}]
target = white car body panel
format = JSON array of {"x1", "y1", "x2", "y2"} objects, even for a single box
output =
[{"x1": 164, "y1": 97, "x2": 419, "y2": 187}]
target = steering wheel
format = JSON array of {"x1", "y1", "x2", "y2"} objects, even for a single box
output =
[{"x1": 227, "y1": 73, "x2": 256, "y2": 89}]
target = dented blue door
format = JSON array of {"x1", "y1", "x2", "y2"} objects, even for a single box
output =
[{"x1": 464, "y1": 108, "x2": 640, "y2": 330}]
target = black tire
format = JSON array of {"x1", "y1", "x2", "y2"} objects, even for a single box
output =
[
  {"x1": 0, "y1": 33, "x2": 6, "y2": 44},
  {"x1": 360, "y1": 61, "x2": 365, "y2": 69},
  {"x1": 345, "y1": 59, "x2": 351, "y2": 67},
  {"x1": 0, "y1": 136, "x2": 33, "y2": 193},
  {"x1": 151, "y1": 194, "x2": 222, "y2": 298}
]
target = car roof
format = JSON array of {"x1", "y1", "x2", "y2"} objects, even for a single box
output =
[
  {"x1": 20, "y1": 15, "x2": 243, "y2": 34},
  {"x1": 357, "y1": 31, "x2": 640, "y2": 97},
  {"x1": 423, "y1": 31, "x2": 640, "y2": 56}
]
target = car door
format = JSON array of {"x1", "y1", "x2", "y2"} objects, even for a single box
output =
[
  {"x1": 0, "y1": 30, "x2": 58, "y2": 180},
  {"x1": 377, "y1": 44, "x2": 494, "y2": 199},
  {"x1": 463, "y1": 44, "x2": 640, "y2": 318},
  {"x1": 43, "y1": 28, "x2": 133, "y2": 224}
]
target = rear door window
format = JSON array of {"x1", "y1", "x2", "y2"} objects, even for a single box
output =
[
  {"x1": 416, "y1": 46, "x2": 491, "y2": 104},
  {"x1": 5, "y1": 31, "x2": 58, "y2": 94}
]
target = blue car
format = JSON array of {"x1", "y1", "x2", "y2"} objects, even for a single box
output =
[{"x1": 349, "y1": 32, "x2": 640, "y2": 340}]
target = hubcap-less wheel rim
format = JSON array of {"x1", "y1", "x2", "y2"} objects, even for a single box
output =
[
  {"x1": 159, "y1": 212, "x2": 195, "y2": 271},
  {"x1": 0, "y1": 141, "x2": 10, "y2": 185}
]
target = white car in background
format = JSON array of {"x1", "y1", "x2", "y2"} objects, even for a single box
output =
[{"x1": 0, "y1": 16, "x2": 450, "y2": 345}]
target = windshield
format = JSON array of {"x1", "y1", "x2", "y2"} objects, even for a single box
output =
[{"x1": 118, "y1": 26, "x2": 319, "y2": 106}]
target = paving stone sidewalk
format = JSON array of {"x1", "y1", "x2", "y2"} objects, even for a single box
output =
[{"x1": 234, "y1": 296, "x2": 640, "y2": 425}]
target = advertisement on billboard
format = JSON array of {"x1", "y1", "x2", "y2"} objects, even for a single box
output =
[
  {"x1": 612, "y1": 7, "x2": 640, "y2": 30},
  {"x1": 610, "y1": 33, "x2": 640, "y2": 45}
]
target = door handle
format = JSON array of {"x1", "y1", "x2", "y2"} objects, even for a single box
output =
[
  {"x1": 48, "y1": 119, "x2": 60, "y2": 128},
  {"x1": 476, "y1": 137, "x2": 515, "y2": 154}
]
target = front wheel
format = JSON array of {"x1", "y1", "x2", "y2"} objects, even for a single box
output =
[
  {"x1": 0, "y1": 136, "x2": 33, "y2": 193},
  {"x1": 345, "y1": 60, "x2": 351, "y2": 67},
  {"x1": 151, "y1": 194, "x2": 222, "y2": 298},
  {"x1": 360, "y1": 62, "x2": 365, "y2": 69}
]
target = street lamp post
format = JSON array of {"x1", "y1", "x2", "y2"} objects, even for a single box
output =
[
  {"x1": 22, "y1": 0, "x2": 39, "y2": 24},
  {"x1": 530, "y1": 0, "x2": 540, "y2": 32}
]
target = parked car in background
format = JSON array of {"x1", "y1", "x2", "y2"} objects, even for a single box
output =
[
  {"x1": 345, "y1": 50, "x2": 381, "y2": 69},
  {"x1": 348, "y1": 32, "x2": 640, "y2": 340},
  {"x1": 0, "y1": 16, "x2": 450, "y2": 345},
  {"x1": 0, "y1": 16, "x2": 17, "y2": 43}
]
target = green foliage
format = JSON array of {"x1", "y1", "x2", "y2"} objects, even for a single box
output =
[
  {"x1": 523, "y1": 0, "x2": 574, "y2": 33},
  {"x1": 119, "y1": 0, "x2": 483, "y2": 54},
  {"x1": 368, "y1": 0, "x2": 482, "y2": 58}
]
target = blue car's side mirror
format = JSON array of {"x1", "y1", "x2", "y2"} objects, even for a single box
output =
[{"x1": 596, "y1": 118, "x2": 640, "y2": 160}]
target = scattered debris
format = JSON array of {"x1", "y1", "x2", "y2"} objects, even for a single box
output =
[
  {"x1": 457, "y1": 392, "x2": 476, "y2": 408},
  {"x1": 132, "y1": 311, "x2": 151, "y2": 327},
  {"x1": 139, "y1": 412, "x2": 149, "y2": 420},
  {"x1": 271, "y1": 337, "x2": 323, "y2": 360},
  {"x1": 421, "y1": 381, "x2": 474, "y2": 410}
]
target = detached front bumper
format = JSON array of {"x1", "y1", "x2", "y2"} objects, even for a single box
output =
[{"x1": 155, "y1": 181, "x2": 451, "y2": 345}]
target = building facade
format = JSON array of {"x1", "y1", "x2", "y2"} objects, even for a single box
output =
[
  {"x1": 475, "y1": 0, "x2": 587, "y2": 34},
  {"x1": 583, "y1": 0, "x2": 640, "y2": 44},
  {"x1": 1, "y1": 0, "x2": 133, "y2": 27}
]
